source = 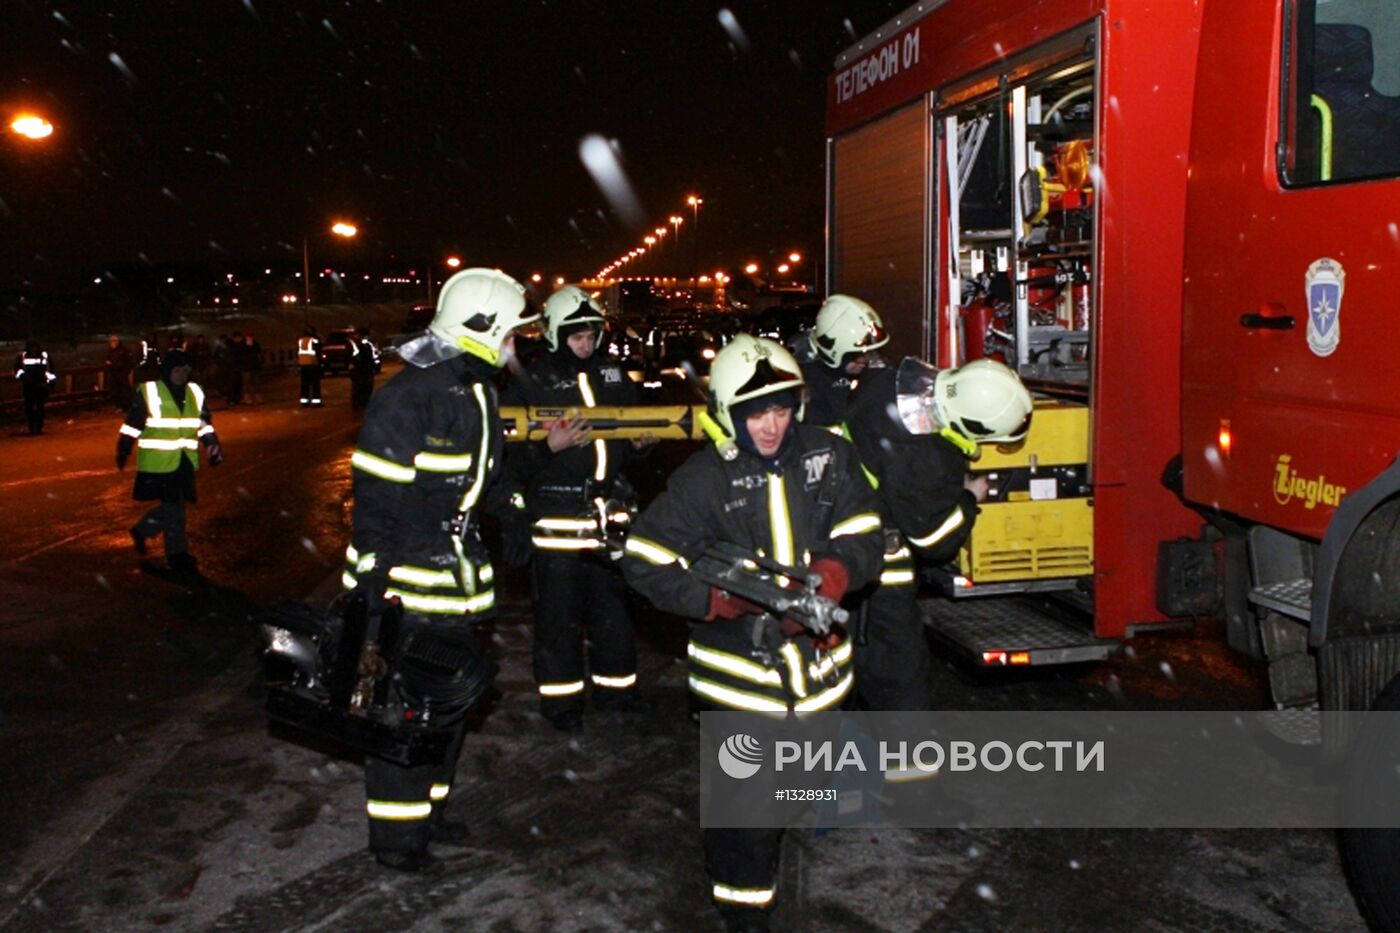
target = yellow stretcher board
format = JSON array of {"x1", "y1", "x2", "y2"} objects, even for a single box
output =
[{"x1": 499, "y1": 405, "x2": 708, "y2": 442}]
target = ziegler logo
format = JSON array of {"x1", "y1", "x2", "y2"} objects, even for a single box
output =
[{"x1": 1273, "y1": 454, "x2": 1346, "y2": 510}]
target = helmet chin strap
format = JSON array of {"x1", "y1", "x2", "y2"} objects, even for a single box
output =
[
  {"x1": 940, "y1": 425, "x2": 982, "y2": 460},
  {"x1": 456, "y1": 334, "x2": 501, "y2": 367}
]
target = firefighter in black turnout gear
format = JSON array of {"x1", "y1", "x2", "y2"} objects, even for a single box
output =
[
  {"x1": 297, "y1": 327, "x2": 323, "y2": 406},
  {"x1": 14, "y1": 341, "x2": 57, "y2": 435},
  {"x1": 789, "y1": 294, "x2": 888, "y2": 428},
  {"x1": 342, "y1": 267, "x2": 538, "y2": 872},
  {"x1": 622, "y1": 335, "x2": 883, "y2": 931},
  {"x1": 504, "y1": 285, "x2": 653, "y2": 731},
  {"x1": 117, "y1": 349, "x2": 223, "y2": 574},
  {"x1": 844, "y1": 356, "x2": 1034, "y2": 711}
]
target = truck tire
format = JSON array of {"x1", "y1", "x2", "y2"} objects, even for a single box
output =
[{"x1": 1340, "y1": 670, "x2": 1400, "y2": 933}]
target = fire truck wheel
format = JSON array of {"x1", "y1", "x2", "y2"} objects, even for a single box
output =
[{"x1": 1339, "y1": 670, "x2": 1400, "y2": 932}]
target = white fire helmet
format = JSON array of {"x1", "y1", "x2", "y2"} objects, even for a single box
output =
[
  {"x1": 430, "y1": 268, "x2": 536, "y2": 367},
  {"x1": 896, "y1": 357, "x2": 1033, "y2": 444},
  {"x1": 811, "y1": 294, "x2": 889, "y2": 368},
  {"x1": 543, "y1": 285, "x2": 605, "y2": 350},
  {"x1": 705, "y1": 335, "x2": 805, "y2": 454}
]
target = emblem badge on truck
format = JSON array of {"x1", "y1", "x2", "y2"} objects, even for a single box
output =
[{"x1": 1305, "y1": 257, "x2": 1344, "y2": 358}]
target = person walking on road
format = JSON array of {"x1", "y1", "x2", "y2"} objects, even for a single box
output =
[
  {"x1": 622, "y1": 335, "x2": 883, "y2": 932},
  {"x1": 104, "y1": 336, "x2": 135, "y2": 411},
  {"x1": 297, "y1": 326, "x2": 324, "y2": 406},
  {"x1": 343, "y1": 267, "x2": 538, "y2": 872},
  {"x1": 349, "y1": 327, "x2": 377, "y2": 412},
  {"x1": 14, "y1": 341, "x2": 57, "y2": 435},
  {"x1": 117, "y1": 349, "x2": 223, "y2": 575}
]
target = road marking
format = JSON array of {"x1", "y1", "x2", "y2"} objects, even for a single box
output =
[{"x1": 0, "y1": 469, "x2": 110, "y2": 490}]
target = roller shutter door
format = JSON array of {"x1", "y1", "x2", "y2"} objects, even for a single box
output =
[{"x1": 831, "y1": 100, "x2": 930, "y2": 360}]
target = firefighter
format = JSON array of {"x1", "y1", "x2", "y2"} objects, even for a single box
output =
[
  {"x1": 505, "y1": 285, "x2": 652, "y2": 732},
  {"x1": 297, "y1": 326, "x2": 323, "y2": 407},
  {"x1": 844, "y1": 357, "x2": 1033, "y2": 711},
  {"x1": 622, "y1": 335, "x2": 883, "y2": 931},
  {"x1": 342, "y1": 267, "x2": 537, "y2": 872},
  {"x1": 117, "y1": 349, "x2": 223, "y2": 574},
  {"x1": 788, "y1": 294, "x2": 889, "y2": 427},
  {"x1": 104, "y1": 335, "x2": 135, "y2": 411},
  {"x1": 14, "y1": 341, "x2": 57, "y2": 435},
  {"x1": 349, "y1": 328, "x2": 377, "y2": 412}
]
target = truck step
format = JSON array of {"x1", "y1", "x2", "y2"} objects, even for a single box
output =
[
  {"x1": 919, "y1": 596, "x2": 1117, "y2": 667},
  {"x1": 1248, "y1": 578, "x2": 1313, "y2": 622}
]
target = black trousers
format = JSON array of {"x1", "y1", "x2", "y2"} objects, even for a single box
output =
[
  {"x1": 530, "y1": 550, "x2": 637, "y2": 720},
  {"x1": 853, "y1": 583, "x2": 930, "y2": 711},
  {"x1": 134, "y1": 498, "x2": 188, "y2": 557},
  {"x1": 299, "y1": 365, "x2": 323, "y2": 405},
  {"x1": 365, "y1": 720, "x2": 466, "y2": 859},
  {"x1": 351, "y1": 372, "x2": 374, "y2": 410},
  {"x1": 704, "y1": 827, "x2": 783, "y2": 922},
  {"x1": 21, "y1": 385, "x2": 46, "y2": 434}
]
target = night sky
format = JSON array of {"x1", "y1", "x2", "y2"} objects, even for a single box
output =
[{"x1": 1, "y1": 0, "x2": 908, "y2": 289}]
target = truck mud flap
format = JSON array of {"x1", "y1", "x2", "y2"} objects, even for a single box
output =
[
  {"x1": 266, "y1": 686, "x2": 455, "y2": 767},
  {"x1": 919, "y1": 595, "x2": 1118, "y2": 667}
]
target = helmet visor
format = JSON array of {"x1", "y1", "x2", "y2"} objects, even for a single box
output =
[{"x1": 894, "y1": 356, "x2": 940, "y2": 435}]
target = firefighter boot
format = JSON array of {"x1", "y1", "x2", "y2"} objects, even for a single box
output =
[{"x1": 129, "y1": 526, "x2": 147, "y2": 555}]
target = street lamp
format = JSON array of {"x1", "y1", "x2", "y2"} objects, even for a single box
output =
[
  {"x1": 687, "y1": 194, "x2": 703, "y2": 226},
  {"x1": 446, "y1": 256, "x2": 462, "y2": 269},
  {"x1": 670, "y1": 215, "x2": 683, "y2": 243},
  {"x1": 10, "y1": 114, "x2": 54, "y2": 140},
  {"x1": 303, "y1": 221, "x2": 358, "y2": 320},
  {"x1": 788, "y1": 252, "x2": 802, "y2": 264}
]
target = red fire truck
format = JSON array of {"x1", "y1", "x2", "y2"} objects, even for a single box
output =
[{"x1": 827, "y1": 0, "x2": 1400, "y2": 913}]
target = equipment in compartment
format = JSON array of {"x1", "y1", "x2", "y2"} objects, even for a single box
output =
[{"x1": 927, "y1": 399, "x2": 1093, "y2": 597}]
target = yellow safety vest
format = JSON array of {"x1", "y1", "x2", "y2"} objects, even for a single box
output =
[{"x1": 135, "y1": 380, "x2": 207, "y2": 474}]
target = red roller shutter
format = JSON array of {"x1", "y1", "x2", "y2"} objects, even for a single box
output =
[{"x1": 830, "y1": 100, "x2": 931, "y2": 360}]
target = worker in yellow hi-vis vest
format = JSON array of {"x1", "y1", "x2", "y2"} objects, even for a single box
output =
[{"x1": 116, "y1": 349, "x2": 224, "y2": 576}]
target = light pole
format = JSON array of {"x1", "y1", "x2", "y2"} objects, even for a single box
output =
[
  {"x1": 303, "y1": 221, "x2": 358, "y2": 324},
  {"x1": 687, "y1": 194, "x2": 703, "y2": 227}
]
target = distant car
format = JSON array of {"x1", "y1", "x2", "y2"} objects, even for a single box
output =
[{"x1": 318, "y1": 329, "x2": 380, "y2": 375}]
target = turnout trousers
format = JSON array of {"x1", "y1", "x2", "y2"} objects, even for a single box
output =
[
  {"x1": 529, "y1": 549, "x2": 638, "y2": 721},
  {"x1": 852, "y1": 581, "x2": 930, "y2": 711},
  {"x1": 299, "y1": 365, "x2": 323, "y2": 406},
  {"x1": 363, "y1": 612, "x2": 473, "y2": 861}
]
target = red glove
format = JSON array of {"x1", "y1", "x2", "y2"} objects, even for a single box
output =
[
  {"x1": 706, "y1": 588, "x2": 764, "y2": 622},
  {"x1": 809, "y1": 558, "x2": 850, "y2": 604}
]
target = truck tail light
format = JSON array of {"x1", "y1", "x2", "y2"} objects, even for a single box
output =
[
  {"x1": 1010, "y1": 651, "x2": 1032, "y2": 665},
  {"x1": 1218, "y1": 419, "x2": 1232, "y2": 458},
  {"x1": 982, "y1": 650, "x2": 1008, "y2": 665}
]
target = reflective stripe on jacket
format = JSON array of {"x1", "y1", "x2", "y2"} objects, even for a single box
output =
[{"x1": 133, "y1": 380, "x2": 209, "y2": 474}]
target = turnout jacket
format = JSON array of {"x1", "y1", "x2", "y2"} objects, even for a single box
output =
[
  {"x1": 622, "y1": 425, "x2": 883, "y2": 712},
  {"x1": 344, "y1": 353, "x2": 503, "y2": 619},
  {"x1": 504, "y1": 349, "x2": 640, "y2": 551},
  {"x1": 14, "y1": 349, "x2": 56, "y2": 390},
  {"x1": 844, "y1": 367, "x2": 978, "y2": 579}
]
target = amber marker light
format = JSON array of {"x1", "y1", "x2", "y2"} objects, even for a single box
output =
[
  {"x1": 10, "y1": 114, "x2": 54, "y2": 139},
  {"x1": 1218, "y1": 418, "x2": 1232, "y2": 458}
]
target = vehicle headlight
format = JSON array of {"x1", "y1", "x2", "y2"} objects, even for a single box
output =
[
  {"x1": 701, "y1": 347, "x2": 716, "y2": 360},
  {"x1": 261, "y1": 624, "x2": 321, "y2": 680}
]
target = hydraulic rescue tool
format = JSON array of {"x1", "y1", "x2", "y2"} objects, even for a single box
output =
[
  {"x1": 260, "y1": 594, "x2": 496, "y2": 766},
  {"x1": 690, "y1": 542, "x2": 849, "y2": 638}
]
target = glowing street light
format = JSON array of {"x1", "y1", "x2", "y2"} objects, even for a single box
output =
[
  {"x1": 669, "y1": 215, "x2": 683, "y2": 242},
  {"x1": 687, "y1": 194, "x2": 704, "y2": 226},
  {"x1": 304, "y1": 220, "x2": 359, "y2": 315},
  {"x1": 555, "y1": 276, "x2": 566, "y2": 286},
  {"x1": 330, "y1": 221, "x2": 358, "y2": 238},
  {"x1": 10, "y1": 114, "x2": 54, "y2": 140},
  {"x1": 777, "y1": 264, "x2": 790, "y2": 274},
  {"x1": 788, "y1": 252, "x2": 802, "y2": 263},
  {"x1": 446, "y1": 256, "x2": 462, "y2": 269},
  {"x1": 744, "y1": 262, "x2": 759, "y2": 275},
  {"x1": 644, "y1": 236, "x2": 656, "y2": 246}
]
